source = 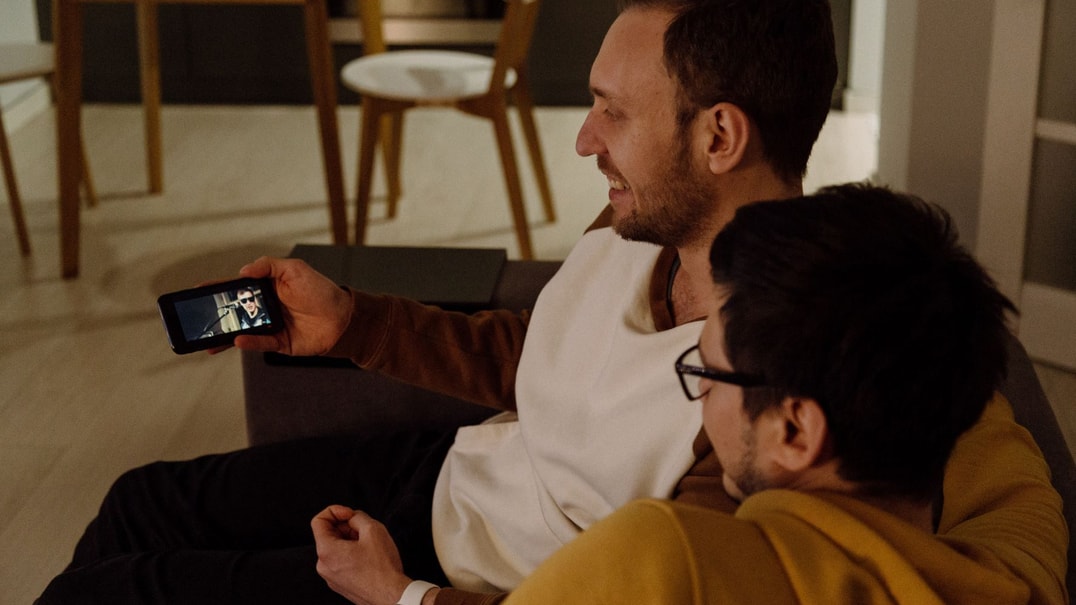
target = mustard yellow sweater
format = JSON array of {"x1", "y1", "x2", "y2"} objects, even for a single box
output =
[{"x1": 501, "y1": 397, "x2": 1067, "y2": 605}]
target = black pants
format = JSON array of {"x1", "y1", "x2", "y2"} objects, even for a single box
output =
[{"x1": 37, "y1": 430, "x2": 456, "y2": 604}]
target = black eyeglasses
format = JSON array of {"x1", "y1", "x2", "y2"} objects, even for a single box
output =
[
  {"x1": 675, "y1": 344, "x2": 766, "y2": 400},
  {"x1": 238, "y1": 297, "x2": 255, "y2": 304}
]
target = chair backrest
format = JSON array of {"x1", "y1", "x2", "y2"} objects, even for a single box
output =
[
  {"x1": 0, "y1": 43, "x2": 55, "y2": 85},
  {"x1": 491, "y1": 0, "x2": 542, "y2": 90},
  {"x1": 355, "y1": 0, "x2": 541, "y2": 95},
  {"x1": 358, "y1": 0, "x2": 387, "y2": 55}
]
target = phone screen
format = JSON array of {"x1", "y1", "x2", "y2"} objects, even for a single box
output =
[{"x1": 157, "y1": 277, "x2": 283, "y2": 354}]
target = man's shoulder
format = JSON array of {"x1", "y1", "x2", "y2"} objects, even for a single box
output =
[
  {"x1": 594, "y1": 499, "x2": 762, "y2": 550},
  {"x1": 594, "y1": 500, "x2": 794, "y2": 601}
]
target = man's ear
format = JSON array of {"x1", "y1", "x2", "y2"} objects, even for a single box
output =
[
  {"x1": 769, "y1": 397, "x2": 829, "y2": 473},
  {"x1": 699, "y1": 102, "x2": 752, "y2": 175}
]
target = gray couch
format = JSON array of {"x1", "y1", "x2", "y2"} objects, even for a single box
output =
[{"x1": 241, "y1": 259, "x2": 1075, "y2": 597}]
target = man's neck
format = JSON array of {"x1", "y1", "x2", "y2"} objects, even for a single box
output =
[
  {"x1": 670, "y1": 177, "x2": 802, "y2": 326},
  {"x1": 669, "y1": 246, "x2": 719, "y2": 325}
]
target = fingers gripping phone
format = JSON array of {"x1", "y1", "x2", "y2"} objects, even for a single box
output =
[{"x1": 157, "y1": 277, "x2": 284, "y2": 354}]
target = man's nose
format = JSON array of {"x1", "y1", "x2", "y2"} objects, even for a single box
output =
[{"x1": 575, "y1": 112, "x2": 601, "y2": 157}]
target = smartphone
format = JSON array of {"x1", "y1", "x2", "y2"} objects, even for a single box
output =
[{"x1": 157, "y1": 277, "x2": 283, "y2": 354}]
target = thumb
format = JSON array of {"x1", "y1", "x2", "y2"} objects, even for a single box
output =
[
  {"x1": 238, "y1": 256, "x2": 278, "y2": 279},
  {"x1": 346, "y1": 509, "x2": 378, "y2": 533}
]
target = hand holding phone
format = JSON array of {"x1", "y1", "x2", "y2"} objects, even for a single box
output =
[
  {"x1": 157, "y1": 277, "x2": 284, "y2": 354},
  {"x1": 232, "y1": 256, "x2": 354, "y2": 357},
  {"x1": 158, "y1": 258, "x2": 353, "y2": 356}
]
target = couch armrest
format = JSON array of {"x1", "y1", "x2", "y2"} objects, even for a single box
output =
[
  {"x1": 242, "y1": 260, "x2": 562, "y2": 446},
  {"x1": 241, "y1": 350, "x2": 497, "y2": 444}
]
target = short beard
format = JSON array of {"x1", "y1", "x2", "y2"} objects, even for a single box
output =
[
  {"x1": 729, "y1": 425, "x2": 769, "y2": 498},
  {"x1": 611, "y1": 135, "x2": 712, "y2": 248}
]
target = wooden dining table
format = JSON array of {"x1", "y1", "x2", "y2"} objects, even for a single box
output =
[{"x1": 52, "y1": 0, "x2": 348, "y2": 278}]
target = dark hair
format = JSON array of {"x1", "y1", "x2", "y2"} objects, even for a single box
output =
[
  {"x1": 709, "y1": 183, "x2": 1016, "y2": 501},
  {"x1": 618, "y1": 0, "x2": 837, "y2": 183}
]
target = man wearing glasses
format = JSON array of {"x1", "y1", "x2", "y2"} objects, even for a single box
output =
[
  {"x1": 502, "y1": 184, "x2": 1038, "y2": 604},
  {"x1": 38, "y1": 0, "x2": 1065, "y2": 603}
]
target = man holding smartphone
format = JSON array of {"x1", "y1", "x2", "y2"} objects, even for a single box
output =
[{"x1": 38, "y1": 0, "x2": 1066, "y2": 603}]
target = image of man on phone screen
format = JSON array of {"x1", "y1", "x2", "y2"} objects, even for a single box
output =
[{"x1": 236, "y1": 287, "x2": 271, "y2": 330}]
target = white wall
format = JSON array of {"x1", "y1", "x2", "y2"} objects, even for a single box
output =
[
  {"x1": 875, "y1": 0, "x2": 994, "y2": 251},
  {"x1": 1, "y1": 0, "x2": 50, "y2": 131},
  {"x1": 845, "y1": 0, "x2": 885, "y2": 114},
  {"x1": 0, "y1": 0, "x2": 40, "y2": 43}
]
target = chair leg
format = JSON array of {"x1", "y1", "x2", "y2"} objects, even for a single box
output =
[
  {"x1": 136, "y1": 0, "x2": 163, "y2": 194},
  {"x1": 381, "y1": 112, "x2": 403, "y2": 218},
  {"x1": 55, "y1": 0, "x2": 85, "y2": 278},
  {"x1": 303, "y1": 0, "x2": 348, "y2": 245},
  {"x1": 513, "y1": 79, "x2": 555, "y2": 223},
  {"x1": 0, "y1": 109, "x2": 32, "y2": 255},
  {"x1": 490, "y1": 102, "x2": 534, "y2": 260},
  {"x1": 79, "y1": 131, "x2": 98, "y2": 207},
  {"x1": 355, "y1": 99, "x2": 383, "y2": 245},
  {"x1": 47, "y1": 75, "x2": 97, "y2": 208}
]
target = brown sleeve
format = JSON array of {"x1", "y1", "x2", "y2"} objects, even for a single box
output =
[
  {"x1": 585, "y1": 204, "x2": 613, "y2": 233},
  {"x1": 670, "y1": 429, "x2": 740, "y2": 514},
  {"x1": 434, "y1": 588, "x2": 509, "y2": 605},
  {"x1": 327, "y1": 288, "x2": 530, "y2": 412}
]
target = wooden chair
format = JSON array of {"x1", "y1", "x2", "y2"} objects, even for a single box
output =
[
  {"x1": 0, "y1": 42, "x2": 96, "y2": 256},
  {"x1": 339, "y1": 0, "x2": 555, "y2": 260}
]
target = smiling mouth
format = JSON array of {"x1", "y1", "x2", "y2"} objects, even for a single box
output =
[{"x1": 597, "y1": 157, "x2": 630, "y2": 192}]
